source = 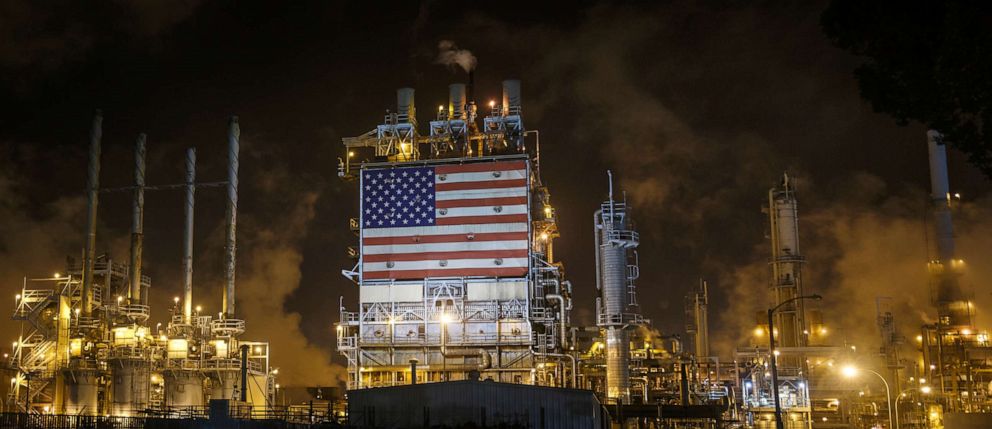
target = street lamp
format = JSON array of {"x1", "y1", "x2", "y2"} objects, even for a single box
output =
[
  {"x1": 894, "y1": 384, "x2": 931, "y2": 428},
  {"x1": 769, "y1": 294, "x2": 822, "y2": 429},
  {"x1": 842, "y1": 365, "x2": 893, "y2": 429}
]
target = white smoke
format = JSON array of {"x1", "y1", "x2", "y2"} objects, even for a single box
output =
[{"x1": 435, "y1": 40, "x2": 477, "y2": 73}]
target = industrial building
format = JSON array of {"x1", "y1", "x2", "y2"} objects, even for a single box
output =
[{"x1": 6, "y1": 113, "x2": 276, "y2": 417}]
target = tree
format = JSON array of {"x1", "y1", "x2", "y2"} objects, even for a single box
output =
[{"x1": 821, "y1": 1, "x2": 992, "y2": 178}]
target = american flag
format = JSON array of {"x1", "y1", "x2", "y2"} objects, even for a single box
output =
[{"x1": 360, "y1": 159, "x2": 530, "y2": 280}]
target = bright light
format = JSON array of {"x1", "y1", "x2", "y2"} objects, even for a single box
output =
[
  {"x1": 539, "y1": 232, "x2": 549, "y2": 241},
  {"x1": 195, "y1": 305, "x2": 202, "y2": 312},
  {"x1": 74, "y1": 308, "x2": 80, "y2": 315},
  {"x1": 438, "y1": 105, "x2": 444, "y2": 112},
  {"x1": 439, "y1": 314, "x2": 452, "y2": 324},
  {"x1": 14, "y1": 294, "x2": 20, "y2": 301},
  {"x1": 920, "y1": 378, "x2": 926, "y2": 384},
  {"x1": 275, "y1": 383, "x2": 280, "y2": 389},
  {"x1": 272, "y1": 368, "x2": 279, "y2": 375},
  {"x1": 754, "y1": 327, "x2": 764, "y2": 337},
  {"x1": 954, "y1": 193, "x2": 961, "y2": 199},
  {"x1": 173, "y1": 296, "x2": 180, "y2": 303},
  {"x1": 53, "y1": 273, "x2": 60, "y2": 278},
  {"x1": 819, "y1": 327, "x2": 828, "y2": 335},
  {"x1": 488, "y1": 100, "x2": 495, "y2": 108},
  {"x1": 841, "y1": 365, "x2": 859, "y2": 378},
  {"x1": 962, "y1": 329, "x2": 972, "y2": 336},
  {"x1": 916, "y1": 334, "x2": 923, "y2": 342},
  {"x1": 117, "y1": 296, "x2": 123, "y2": 303},
  {"x1": 921, "y1": 386, "x2": 932, "y2": 394},
  {"x1": 254, "y1": 346, "x2": 262, "y2": 353},
  {"x1": 773, "y1": 350, "x2": 780, "y2": 356},
  {"x1": 348, "y1": 151, "x2": 355, "y2": 158},
  {"x1": 798, "y1": 382, "x2": 805, "y2": 389}
]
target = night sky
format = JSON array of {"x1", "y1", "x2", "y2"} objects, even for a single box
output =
[{"x1": 2, "y1": 1, "x2": 989, "y2": 386}]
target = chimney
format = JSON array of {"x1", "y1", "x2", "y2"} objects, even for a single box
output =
[
  {"x1": 448, "y1": 84, "x2": 466, "y2": 120},
  {"x1": 183, "y1": 147, "x2": 196, "y2": 324},
  {"x1": 223, "y1": 117, "x2": 240, "y2": 318},
  {"x1": 82, "y1": 110, "x2": 103, "y2": 316},
  {"x1": 128, "y1": 133, "x2": 147, "y2": 303}
]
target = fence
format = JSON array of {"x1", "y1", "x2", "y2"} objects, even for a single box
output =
[{"x1": 0, "y1": 412, "x2": 341, "y2": 429}]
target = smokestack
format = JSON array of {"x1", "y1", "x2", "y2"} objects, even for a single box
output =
[
  {"x1": 501, "y1": 79, "x2": 521, "y2": 115},
  {"x1": 927, "y1": 130, "x2": 955, "y2": 261},
  {"x1": 183, "y1": 148, "x2": 196, "y2": 324},
  {"x1": 448, "y1": 84, "x2": 466, "y2": 120},
  {"x1": 467, "y1": 71, "x2": 475, "y2": 104},
  {"x1": 223, "y1": 117, "x2": 240, "y2": 318},
  {"x1": 396, "y1": 88, "x2": 416, "y2": 124},
  {"x1": 128, "y1": 133, "x2": 147, "y2": 303},
  {"x1": 82, "y1": 110, "x2": 103, "y2": 316}
]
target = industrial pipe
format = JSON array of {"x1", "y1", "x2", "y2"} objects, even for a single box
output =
[
  {"x1": 183, "y1": 148, "x2": 196, "y2": 324},
  {"x1": 128, "y1": 133, "x2": 146, "y2": 303},
  {"x1": 546, "y1": 294, "x2": 569, "y2": 349},
  {"x1": 82, "y1": 110, "x2": 103, "y2": 316},
  {"x1": 223, "y1": 117, "x2": 240, "y2": 318}
]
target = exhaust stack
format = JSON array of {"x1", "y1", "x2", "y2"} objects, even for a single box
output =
[
  {"x1": 223, "y1": 117, "x2": 240, "y2": 318},
  {"x1": 183, "y1": 148, "x2": 196, "y2": 323},
  {"x1": 927, "y1": 130, "x2": 970, "y2": 327},
  {"x1": 396, "y1": 88, "x2": 416, "y2": 124},
  {"x1": 448, "y1": 84, "x2": 467, "y2": 120},
  {"x1": 501, "y1": 79, "x2": 521, "y2": 115},
  {"x1": 82, "y1": 110, "x2": 103, "y2": 316},
  {"x1": 128, "y1": 134, "x2": 147, "y2": 303}
]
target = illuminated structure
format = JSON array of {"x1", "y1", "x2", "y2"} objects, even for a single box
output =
[
  {"x1": 7, "y1": 113, "x2": 275, "y2": 416},
  {"x1": 335, "y1": 80, "x2": 574, "y2": 389},
  {"x1": 919, "y1": 130, "x2": 992, "y2": 419},
  {"x1": 593, "y1": 173, "x2": 645, "y2": 404}
]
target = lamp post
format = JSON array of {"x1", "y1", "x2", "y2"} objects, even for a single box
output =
[
  {"x1": 843, "y1": 365, "x2": 894, "y2": 429},
  {"x1": 895, "y1": 385, "x2": 931, "y2": 429},
  {"x1": 769, "y1": 294, "x2": 822, "y2": 429}
]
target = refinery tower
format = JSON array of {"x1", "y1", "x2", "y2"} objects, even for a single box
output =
[
  {"x1": 8, "y1": 114, "x2": 275, "y2": 416},
  {"x1": 335, "y1": 80, "x2": 574, "y2": 389}
]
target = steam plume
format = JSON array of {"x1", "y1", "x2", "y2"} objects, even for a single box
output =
[{"x1": 435, "y1": 40, "x2": 477, "y2": 73}]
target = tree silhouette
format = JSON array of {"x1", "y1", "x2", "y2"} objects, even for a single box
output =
[{"x1": 822, "y1": 1, "x2": 992, "y2": 178}]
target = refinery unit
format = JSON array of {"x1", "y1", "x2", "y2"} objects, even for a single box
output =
[
  {"x1": 6, "y1": 113, "x2": 276, "y2": 417},
  {"x1": 2, "y1": 76, "x2": 989, "y2": 429},
  {"x1": 335, "y1": 76, "x2": 992, "y2": 429}
]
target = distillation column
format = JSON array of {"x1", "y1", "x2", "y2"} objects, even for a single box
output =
[
  {"x1": 927, "y1": 130, "x2": 970, "y2": 327},
  {"x1": 767, "y1": 173, "x2": 807, "y2": 351},
  {"x1": 595, "y1": 172, "x2": 641, "y2": 404}
]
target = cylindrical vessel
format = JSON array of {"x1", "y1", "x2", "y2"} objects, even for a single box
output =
[
  {"x1": 210, "y1": 371, "x2": 238, "y2": 400},
  {"x1": 773, "y1": 197, "x2": 799, "y2": 256},
  {"x1": 63, "y1": 369, "x2": 100, "y2": 415},
  {"x1": 82, "y1": 110, "x2": 103, "y2": 315},
  {"x1": 165, "y1": 370, "x2": 204, "y2": 409},
  {"x1": 183, "y1": 148, "x2": 196, "y2": 323},
  {"x1": 396, "y1": 88, "x2": 416, "y2": 123},
  {"x1": 502, "y1": 80, "x2": 522, "y2": 114},
  {"x1": 599, "y1": 218, "x2": 628, "y2": 317},
  {"x1": 224, "y1": 117, "x2": 239, "y2": 317},
  {"x1": 605, "y1": 327, "x2": 630, "y2": 403},
  {"x1": 448, "y1": 84, "x2": 466, "y2": 120},
  {"x1": 927, "y1": 130, "x2": 955, "y2": 262},
  {"x1": 128, "y1": 133, "x2": 146, "y2": 303},
  {"x1": 111, "y1": 360, "x2": 150, "y2": 416}
]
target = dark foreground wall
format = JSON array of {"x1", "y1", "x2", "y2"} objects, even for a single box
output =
[{"x1": 348, "y1": 380, "x2": 602, "y2": 429}]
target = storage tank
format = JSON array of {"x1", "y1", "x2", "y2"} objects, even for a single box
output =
[
  {"x1": 165, "y1": 369, "x2": 204, "y2": 409},
  {"x1": 111, "y1": 359, "x2": 150, "y2": 416},
  {"x1": 62, "y1": 368, "x2": 100, "y2": 415}
]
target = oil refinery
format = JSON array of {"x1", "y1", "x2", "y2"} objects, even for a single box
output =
[
  {"x1": 0, "y1": 66, "x2": 989, "y2": 429},
  {"x1": 5, "y1": 114, "x2": 277, "y2": 418}
]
